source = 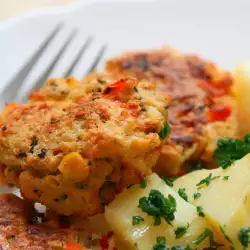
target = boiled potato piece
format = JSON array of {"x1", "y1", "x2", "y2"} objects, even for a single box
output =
[
  {"x1": 105, "y1": 173, "x2": 213, "y2": 250},
  {"x1": 174, "y1": 168, "x2": 222, "y2": 204},
  {"x1": 235, "y1": 62, "x2": 250, "y2": 137},
  {"x1": 174, "y1": 153, "x2": 250, "y2": 249}
]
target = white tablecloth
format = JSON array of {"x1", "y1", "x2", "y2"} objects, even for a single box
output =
[{"x1": 0, "y1": 0, "x2": 78, "y2": 20}]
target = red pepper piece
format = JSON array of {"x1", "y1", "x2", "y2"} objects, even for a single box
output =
[
  {"x1": 107, "y1": 79, "x2": 127, "y2": 95},
  {"x1": 208, "y1": 105, "x2": 231, "y2": 122},
  {"x1": 65, "y1": 240, "x2": 84, "y2": 250},
  {"x1": 198, "y1": 81, "x2": 227, "y2": 97},
  {"x1": 99, "y1": 235, "x2": 109, "y2": 250}
]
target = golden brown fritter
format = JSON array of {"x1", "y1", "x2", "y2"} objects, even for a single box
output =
[
  {"x1": 0, "y1": 194, "x2": 71, "y2": 250},
  {"x1": 0, "y1": 77, "x2": 169, "y2": 216},
  {"x1": 106, "y1": 47, "x2": 236, "y2": 175}
]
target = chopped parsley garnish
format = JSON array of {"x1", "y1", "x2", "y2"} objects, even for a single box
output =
[
  {"x1": 214, "y1": 134, "x2": 250, "y2": 169},
  {"x1": 220, "y1": 225, "x2": 232, "y2": 243},
  {"x1": 191, "y1": 228, "x2": 223, "y2": 248},
  {"x1": 196, "y1": 206, "x2": 205, "y2": 217},
  {"x1": 196, "y1": 173, "x2": 220, "y2": 189},
  {"x1": 187, "y1": 162, "x2": 203, "y2": 173},
  {"x1": 158, "y1": 122, "x2": 171, "y2": 140},
  {"x1": 175, "y1": 224, "x2": 189, "y2": 239},
  {"x1": 193, "y1": 192, "x2": 201, "y2": 200},
  {"x1": 152, "y1": 236, "x2": 166, "y2": 250},
  {"x1": 178, "y1": 188, "x2": 188, "y2": 202},
  {"x1": 132, "y1": 216, "x2": 144, "y2": 226},
  {"x1": 138, "y1": 189, "x2": 176, "y2": 226},
  {"x1": 140, "y1": 177, "x2": 147, "y2": 189},
  {"x1": 38, "y1": 148, "x2": 47, "y2": 159},
  {"x1": 223, "y1": 176, "x2": 229, "y2": 181},
  {"x1": 162, "y1": 177, "x2": 176, "y2": 187},
  {"x1": 152, "y1": 236, "x2": 192, "y2": 250},
  {"x1": 238, "y1": 227, "x2": 250, "y2": 248},
  {"x1": 127, "y1": 184, "x2": 134, "y2": 189},
  {"x1": 133, "y1": 242, "x2": 138, "y2": 249}
]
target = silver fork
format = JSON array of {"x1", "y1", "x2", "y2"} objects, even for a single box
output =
[{"x1": 0, "y1": 23, "x2": 107, "y2": 106}]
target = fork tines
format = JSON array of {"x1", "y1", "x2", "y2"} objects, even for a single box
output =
[{"x1": 1, "y1": 23, "x2": 107, "y2": 103}]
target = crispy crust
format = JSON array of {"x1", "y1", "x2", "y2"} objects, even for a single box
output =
[
  {"x1": 0, "y1": 194, "x2": 70, "y2": 250},
  {"x1": 0, "y1": 77, "x2": 168, "y2": 215},
  {"x1": 106, "y1": 47, "x2": 237, "y2": 175}
]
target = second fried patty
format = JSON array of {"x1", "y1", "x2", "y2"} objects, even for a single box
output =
[
  {"x1": 106, "y1": 47, "x2": 237, "y2": 175},
  {"x1": 0, "y1": 194, "x2": 70, "y2": 250}
]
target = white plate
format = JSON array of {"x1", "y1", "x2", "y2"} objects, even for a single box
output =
[
  {"x1": 0, "y1": 0, "x2": 250, "y2": 90},
  {"x1": 0, "y1": 0, "x2": 249, "y2": 194}
]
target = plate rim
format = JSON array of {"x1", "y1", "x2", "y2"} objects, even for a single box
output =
[{"x1": 0, "y1": 0, "x2": 155, "y2": 31}]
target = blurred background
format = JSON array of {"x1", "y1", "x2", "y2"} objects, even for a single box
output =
[{"x1": 0, "y1": 0, "x2": 78, "y2": 20}]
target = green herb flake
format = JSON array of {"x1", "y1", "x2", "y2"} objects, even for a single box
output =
[
  {"x1": 162, "y1": 177, "x2": 176, "y2": 187},
  {"x1": 60, "y1": 194, "x2": 68, "y2": 200},
  {"x1": 214, "y1": 134, "x2": 250, "y2": 169},
  {"x1": 127, "y1": 184, "x2": 134, "y2": 189},
  {"x1": 175, "y1": 224, "x2": 189, "y2": 239},
  {"x1": 140, "y1": 177, "x2": 147, "y2": 189},
  {"x1": 152, "y1": 236, "x2": 192, "y2": 250},
  {"x1": 191, "y1": 228, "x2": 223, "y2": 248},
  {"x1": 50, "y1": 119, "x2": 60, "y2": 124},
  {"x1": 178, "y1": 188, "x2": 188, "y2": 202},
  {"x1": 154, "y1": 216, "x2": 161, "y2": 226},
  {"x1": 158, "y1": 122, "x2": 171, "y2": 140},
  {"x1": 196, "y1": 206, "x2": 205, "y2": 217},
  {"x1": 193, "y1": 192, "x2": 201, "y2": 200},
  {"x1": 132, "y1": 216, "x2": 144, "y2": 226},
  {"x1": 196, "y1": 173, "x2": 220, "y2": 189},
  {"x1": 138, "y1": 189, "x2": 176, "y2": 226},
  {"x1": 187, "y1": 162, "x2": 203, "y2": 173},
  {"x1": 152, "y1": 236, "x2": 166, "y2": 250},
  {"x1": 220, "y1": 225, "x2": 233, "y2": 243},
  {"x1": 238, "y1": 227, "x2": 250, "y2": 248},
  {"x1": 133, "y1": 242, "x2": 138, "y2": 249},
  {"x1": 223, "y1": 176, "x2": 229, "y2": 181}
]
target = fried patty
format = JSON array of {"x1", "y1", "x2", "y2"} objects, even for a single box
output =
[
  {"x1": 106, "y1": 47, "x2": 236, "y2": 175},
  {"x1": 0, "y1": 77, "x2": 168, "y2": 215},
  {"x1": 0, "y1": 194, "x2": 70, "y2": 250}
]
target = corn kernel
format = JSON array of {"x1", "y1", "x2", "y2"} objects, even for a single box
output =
[{"x1": 58, "y1": 152, "x2": 90, "y2": 182}]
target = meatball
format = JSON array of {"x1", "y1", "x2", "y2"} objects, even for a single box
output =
[
  {"x1": 106, "y1": 47, "x2": 236, "y2": 175},
  {"x1": 0, "y1": 77, "x2": 169, "y2": 216}
]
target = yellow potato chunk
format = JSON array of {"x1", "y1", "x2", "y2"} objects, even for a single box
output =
[
  {"x1": 58, "y1": 152, "x2": 89, "y2": 182},
  {"x1": 174, "y1": 153, "x2": 250, "y2": 249},
  {"x1": 235, "y1": 62, "x2": 250, "y2": 137},
  {"x1": 105, "y1": 173, "x2": 213, "y2": 250},
  {"x1": 174, "y1": 168, "x2": 222, "y2": 203}
]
